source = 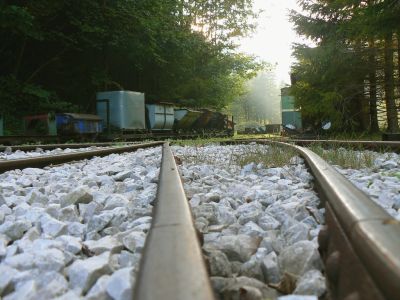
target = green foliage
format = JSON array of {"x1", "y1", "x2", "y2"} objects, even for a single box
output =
[
  {"x1": 291, "y1": 0, "x2": 400, "y2": 133},
  {"x1": 0, "y1": 0, "x2": 262, "y2": 134}
]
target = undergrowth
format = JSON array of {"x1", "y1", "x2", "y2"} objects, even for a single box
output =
[
  {"x1": 308, "y1": 144, "x2": 377, "y2": 169},
  {"x1": 231, "y1": 144, "x2": 298, "y2": 168},
  {"x1": 177, "y1": 143, "x2": 299, "y2": 169}
]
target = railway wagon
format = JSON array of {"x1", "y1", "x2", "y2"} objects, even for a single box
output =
[
  {"x1": 10, "y1": 90, "x2": 233, "y2": 140},
  {"x1": 173, "y1": 109, "x2": 202, "y2": 130},
  {"x1": 96, "y1": 91, "x2": 146, "y2": 131},
  {"x1": 24, "y1": 113, "x2": 102, "y2": 136},
  {"x1": 96, "y1": 90, "x2": 233, "y2": 134},
  {"x1": 56, "y1": 113, "x2": 103, "y2": 135},
  {"x1": 146, "y1": 103, "x2": 175, "y2": 130},
  {"x1": 281, "y1": 87, "x2": 302, "y2": 131}
]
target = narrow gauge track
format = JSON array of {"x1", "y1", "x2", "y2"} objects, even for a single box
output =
[
  {"x1": 1, "y1": 140, "x2": 399, "y2": 299},
  {"x1": 0, "y1": 142, "x2": 163, "y2": 173},
  {"x1": 0, "y1": 142, "x2": 138, "y2": 152},
  {"x1": 0, "y1": 131, "x2": 230, "y2": 146},
  {"x1": 288, "y1": 139, "x2": 400, "y2": 153},
  {"x1": 4, "y1": 137, "x2": 399, "y2": 155},
  {"x1": 134, "y1": 143, "x2": 214, "y2": 300},
  {"x1": 220, "y1": 140, "x2": 400, "y2": 299},
  {"x1": 235, "y1": 138, "x2": 400, "y2": 153}
]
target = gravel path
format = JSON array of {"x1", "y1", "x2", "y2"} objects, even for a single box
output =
[{"x1": 0, "y1": 147, "x2": 161, "y2": 300}]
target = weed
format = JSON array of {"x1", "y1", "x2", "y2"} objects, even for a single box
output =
[
  {"x1": 176, "y1": 143, "x2": 299, "y2": 169},
  {"x1": 231, "y1": 144, "x2": 298, "y2": 168},
  {"x1": 308, "y1": 144, "x2": 377, "y2": 169}
]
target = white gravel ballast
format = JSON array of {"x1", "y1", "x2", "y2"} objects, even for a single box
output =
[
  {"x1": 0, "y1": 146, "x2": 161, "y2": 300},
  {"x1": 334, "y1": 151, "x2": 400, "y2": 220},
  {"x1": 173, "y1": 144, "x2": 326, "y2": 300},
  {"x1": 0, "y1": 146, "x2": 126, "y2": 161},
  {"x1": 1, "y1": 142, "x2": 397, "y2": 300}
]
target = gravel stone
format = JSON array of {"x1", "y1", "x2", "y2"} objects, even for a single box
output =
[
  {"x1": 122, "y1": 231, "x2": 146, "y2": 253},
  {"x1": 294, "y1": 270, "x2": 326, "y2": 296},
  {"x1": 106, "y1": 267, "x2": 135, "y2": 300},
  {"x1": 85, "y1": 275, "x2": 111, "y2": 300},
  {"x1": 0, "y1": 265, "x2": 18, "y2": 295},
  {"x1": 56, "y1": 235, "x2": 82, "y2": 254},
  {"x1": 261, "y1": 251, "x2": 281, "y2": 284},
  {"x1": 0, "y1": 220, "x2": 31, "y2": 241},
  {"x1": 84, "y1": 236, "x2": 124, "y2": 255},
  {"x1": 60, "y1": 187, "x2": 93, "y2": 208},
  {"x1": 67, "y1": 251, "x2": 112, "y2": 294},
  {"x1": 40, "y1": 214, "x2": 67, "y2": 238},
  {"x1": 211, "y1": 276, "x2": 278, "y2": 300},
  {"x1": 3, "y1": 280, "x2": 37, "y2": 300},
  {"x1": 278, "y1": 241, "x2": 323, "y2": 277},
  {"x1": 205, "y1": 249, "x2": 233, "y2": 277},
  {"x1": 205, "y1": 234, "x2": 262, "y2": 262}
]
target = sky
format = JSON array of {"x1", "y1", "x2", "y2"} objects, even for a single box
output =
[{"x1": 239, "y1": 0, "x2": 308, "y2": 86}]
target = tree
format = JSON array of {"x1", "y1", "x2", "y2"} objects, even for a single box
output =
[
  {"x1": 0, "y1": 0, "x2": 262, "y2": 133},
  {"x1": 290, "y1": 0, "x2": 400, "y2": 133}
]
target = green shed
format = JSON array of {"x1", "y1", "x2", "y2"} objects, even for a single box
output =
[{"x1": 281, "y1": 87, "x2": 302, "y2": 130}]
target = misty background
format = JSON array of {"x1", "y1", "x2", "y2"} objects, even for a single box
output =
[{"x1": 229, "y1": 68, "x2": 282, "y2": 130}]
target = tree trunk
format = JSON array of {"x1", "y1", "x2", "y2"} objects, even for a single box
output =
[
  {"x1": 397, "y1": 32, "x2": 400, "y2": 101},
  {"x1": 368, "y1": 39, "x2": 380, "y2": 132},
  {"x1": 13, "y1": 38, "x2": 27, "y2": 79},
  {"x1": 353, "y1": 40, "x2": 370, "y2": 131},
  {"x1": 384, "y1": 32, "x2": 399, "y2": 132}
]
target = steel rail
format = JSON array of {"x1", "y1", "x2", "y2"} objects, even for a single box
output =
[
  {"x1": 0, "y1": 141, "x2": 163, "y2": 173},
  {"x1": 0, "y1": 142, "x2": 137, "y2": 152},
  {"x1": 233, "y1": 138, "x2": 400, "y2": 152},
  {"x1": 288, "y1": 139, "x2": 400, "y2": 152},
  {"x1": 291, "y1": 143, "x2": 400, "y2": 300},
  {"x1": 221, "y1": 139, "x2": 400, "y2": 299},
  {"x1": 134, "y1": 142, "x2": 215, "y2": 300}
]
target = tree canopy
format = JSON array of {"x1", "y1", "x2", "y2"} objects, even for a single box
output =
[
  {"x1": 290, "y1": 0, "x2": 400, "y2": 133},
  {"x1": 0, "y1": 0, "x2": 263, "y2": 133}
]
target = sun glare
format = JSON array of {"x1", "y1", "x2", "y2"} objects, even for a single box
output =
[{"x1": 239, "y1": 0, "x2": 311, "y2": 85}]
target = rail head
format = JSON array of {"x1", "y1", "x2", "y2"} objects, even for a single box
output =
[
  {"x1": 270, "y1": 140, "x2": 400, "y2": 299},
  {"x1": 133, "y1": 142, "x2": 215, "y2": 300},
  {"x1": 221, "y1": 139, "x2": 400, "y2": 299}
]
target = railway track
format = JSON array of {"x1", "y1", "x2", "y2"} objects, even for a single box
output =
[
  {"x1": 0, "y1": 142, "x2": 138, "y2": 153},
  {"x1": 0, "y1": 140, "x2": 399, "y2": 299},
  {"x1": 288, "y1": 139, "x2": 400, "y2": 153},
  {"x1": 2, "y1": 137, "x2": 399, "y2": 153},
  {"x1": 0, "y1": 142, "x2": 163, "y2": 173},
  {"x1": 0, "y1": 131, "x2": 232, "y2": 146}
]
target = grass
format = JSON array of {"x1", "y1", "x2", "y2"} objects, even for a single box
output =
[
  {"x1": 172, "y1": 137, "x2": 233, "y2": 147},
  {"x1": 173, "y1": 137, "x2": 383, "y2": 170},
  {"x1": 176, "y1": 142, "x2": 300, "y2": 169},
  {"x1": 231, "y1": 144, "x2": 299, "y2": 168},
  {"x1": 308, "y1": 144, "x2": 377, "y2": 169},
  {"x1": 325, "y1": 131, "x2": 383, "y2": 141}
]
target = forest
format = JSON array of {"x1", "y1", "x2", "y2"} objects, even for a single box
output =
[
  {"x1": 291, "y1": 0, "x2": 400, "y2": 133},
  {"x1": 0, "y1": 0, "x2": 264, "y2": 133}
]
